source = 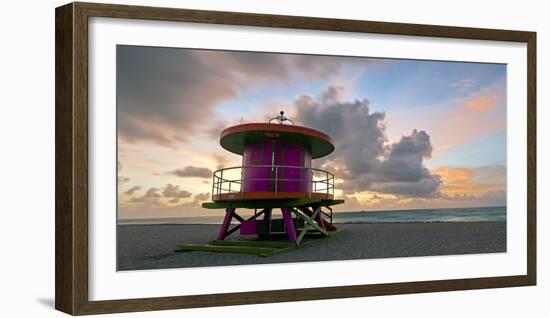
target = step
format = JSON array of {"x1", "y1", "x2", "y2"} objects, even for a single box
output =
[
  {"x1": 175, "y1": 244, "x2": 279, "y2": 255},
  {"x1": 209, "y1": 240, "x2": 293, "y2": 248}
]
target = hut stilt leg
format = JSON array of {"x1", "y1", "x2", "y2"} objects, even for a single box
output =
[
  {"x1": 260, "y1": 208, "x2": 272, "y2": 239},
  {"x1": 281, "y1": 207, "x2": 297, "y2": 242},
  {"x1": 217, "y1": 208, "x2": 236, "y2": 240},
  {"x1": 314, "y1": 208, "x2": 325, "y2": 229}
]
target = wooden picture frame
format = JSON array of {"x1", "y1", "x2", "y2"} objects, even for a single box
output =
[{"x1": 55, "y1": 1, "x2": 536, "y2": 315}]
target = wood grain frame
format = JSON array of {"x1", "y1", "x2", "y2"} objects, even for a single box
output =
[{"x1": 55, "y1": 2, "x2": 537, "y2": 315}]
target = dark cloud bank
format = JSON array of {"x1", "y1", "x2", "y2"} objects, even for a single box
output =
[
  {"x1": 170, "y1": 166, "x2": 212, "y2": 178},
  {"x1": 128, "y1": 183, "x2": 208, "y2": 207},
  {"x1": 117, "y1": 46, "x2": 349, "y2": 146},
  {"x1": 295, "y1": 86, "x2": 442, "y2": 197}
]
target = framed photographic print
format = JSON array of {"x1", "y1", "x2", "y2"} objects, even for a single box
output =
[{"x1": 55, "y1": 2, "x2": 536, "y2": 315}]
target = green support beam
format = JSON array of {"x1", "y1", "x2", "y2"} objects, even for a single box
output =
[
  {"x1": 209, "y1": 240, "x2": 293, "y2": 248},
  {"x1": 202, "y1": 198, "x2": 322, "y2": 209},
  {"x1": 176, "y1": 230, "x2": 344, "y2": 257},
  {"x1": 295, "y1": 225, "x2": 311, "y2": 245},
  {"x1": 259, "y1": 230, "x2": 343, "y2": 257},
  {"x1": 202, "y1": 198, "x2": 344, "y2": 209},
  {"x1": 323, "y1": 199, "x2": 345, "y2": 206},
  {"x1": 291, "y1": 208, "x2": 328, "y2": 236}
]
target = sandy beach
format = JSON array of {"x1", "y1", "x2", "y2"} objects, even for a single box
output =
[{"x1": 117, "y1": 222, "x2": 506, "y2": 271}]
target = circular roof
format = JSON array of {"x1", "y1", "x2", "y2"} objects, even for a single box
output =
[{"x1": 220, "y1": 123, "x2": 335, "y2": 159}]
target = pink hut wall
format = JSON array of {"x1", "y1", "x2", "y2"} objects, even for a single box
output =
[{"x1": 241, "y1": 140, "x2": 312, "y2": 194}]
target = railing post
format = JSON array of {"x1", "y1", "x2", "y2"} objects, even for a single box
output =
[
  {"x1": 220, "y1": 169, "x2": 224, "y2": 196},
  {"x1": 274, "y1": 165, "x2": 278, "y2": 197},
  {"x1": 211, "y1": 173, "x2": 215, "y2": 199},
  {"x1": 309, "y1": 168, "x2": 313, "y2": 197},
  {"x1": 306, "y1": 167, "x2": 310, "y2": 197},
  {"x1": 332, "y1": 174, "x2": 334, "y2": 197},
  {"x1": 240, "y1": 166, "x2": 243, "y2": 193},
  {"x1": 326, "y1": 170, "x2": 329, "y2": 198},
  {"x1": 314, "y1": 170, "x2": 316, "y2": 193}
]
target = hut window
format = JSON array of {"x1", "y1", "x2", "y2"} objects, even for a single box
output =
[{"x1": 249, "y1": 143, "x2": 264, "y2": 162}]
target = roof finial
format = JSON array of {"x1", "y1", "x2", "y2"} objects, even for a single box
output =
[{"x1": 269, "y1": 110, "x2": 294, "y2": 125}]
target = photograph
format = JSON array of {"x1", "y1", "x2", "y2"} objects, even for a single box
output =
[{"x1": 116, "y1": 45, "x2": 507, "y2": 271}]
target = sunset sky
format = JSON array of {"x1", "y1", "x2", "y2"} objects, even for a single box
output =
[{"x1": 117, "y1": 45, "x2": 506, "y2": 219}]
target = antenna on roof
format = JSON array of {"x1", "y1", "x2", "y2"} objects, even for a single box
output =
[{"x1": 269, "y1": 110, "x2": 294, "y2": 125}]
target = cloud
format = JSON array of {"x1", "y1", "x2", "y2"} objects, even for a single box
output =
[
  {"x1": 369, "y1": 177, "x2": 441, "y2": 197},
  {"x1": 461, "y1": 91, "x2": 500, "y2": 111},
  {"x1": 125, "y1": 184, "x2": 193, "y2": 208},
  {"x1": 175, "y1": 192, "x2": 212, "y2": 208},
  {"x1": 377, "y1": 130, "x2": 434, "y2": 182},
  {"x1": 471, "y1": 165, "x2": 506, "y2": 184},
  {"x1": 440, "y1": 189, "x2": 506, "y2": 207},
  {"x1": 193, "y1": 192, "x2": 211, "y2": 201},
  {"x1": 162, "y1": 184, "x2": 192, "y2": 199},
  {"x1": 341, "y1": 160, "x2": 501, "y2": 209},
  {"x1": 171, "y1": 166, "x2": 213, "y2": 178},
  {"x1": 432, "y1": 165, "x2": 506, "y2": 198},
  {"x1": 450, "y1": 79, "x2": 476, "y2": 92},
  {"x1": 212, "y1": 154, "x2": 230, "y2": 170},
  {"x1": 117, "y1": 160, "x2": 131, "y2": 185},
  {"x1": 117, "y1": 47, "x2": 233, "y2": 146},
  {"x1": 119, "y1": 190, "x2": 213, "y2": 219},
  {"x1": 129, "y1": 187, "x2": 162, "y2": 207},
  {"x1": 124, "y1": 185, "x2": 141, "y2": 196},
  {"x1": 118, "y1": 176, "x2": 130, "y2": 185},
  {"x1": 434, "y1": 81, "x2": 506, "y2": 149},
  {"x1": 117, "y1": 46, "x2": 353, "y2": 146},
  {"x1": 386, "y1": 78, "x2": 506, "y2": 152},
  {"x1": 479, "y1": 189, "x2": 506, "y2": 205},
  {"x1": 295, "y1": 86, "x2": 441, "y2": 197}
]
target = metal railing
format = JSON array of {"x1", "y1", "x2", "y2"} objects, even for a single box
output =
[{"x1": 211, "y1": 165, "x2": 335, "y2": 200}]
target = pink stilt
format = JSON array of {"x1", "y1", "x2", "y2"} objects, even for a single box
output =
[
  {"x1": 299, "y1": 206, "x2": 335, "y2": 231},
  {"x1": 314, "y1": 211, "x2": 325, "y2": 229},
  {"x1": 281, "y1": 207, "x2": 297, "y2": 242},
  {"x1": 217, "y1": 208, "x2": 236, "y2": 240}
]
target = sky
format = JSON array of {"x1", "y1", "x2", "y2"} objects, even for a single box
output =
[{"x1": 116, "y1": 45, "x2": 507, "y2": 219}]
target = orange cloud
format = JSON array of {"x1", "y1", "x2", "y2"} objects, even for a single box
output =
[
  {"x1": 386, "y1": 79, "x2": 506, "y2": 155},
  {"x1": 462, "y1": 92, "x2": 500, "y2": 111},
  {"x1": 431, "y1": 83, "x2": 506, "y2": 151},
  {"x1": 332, "y1": 165, "x2": 506, "y2": 212},
  {"x1": 432, "y1": 165, "x2": 505, "y2": 197}
]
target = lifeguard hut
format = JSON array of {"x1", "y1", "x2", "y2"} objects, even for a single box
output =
[{"x1": 176, "y1": 112, "x2": 344, "y2": 256}]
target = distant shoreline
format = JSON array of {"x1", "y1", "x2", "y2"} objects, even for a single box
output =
[
  {"x1": 348, "y1": 205, "x2": 506, "y2": 213},
  {"x1": 118, "y1": 206, "x2": 507, "y2": 225},
  {"x1": 118, "y1": 220, "x2": 507, "y2": 226}
]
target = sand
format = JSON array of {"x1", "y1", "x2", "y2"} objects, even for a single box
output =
[{"x1": 117, "y1": 222, "x2": 506, "y2": 271}]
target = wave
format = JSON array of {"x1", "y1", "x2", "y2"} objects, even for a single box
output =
[{"x1": 118, "y1": 206, "x2": 506, "y2": 225}]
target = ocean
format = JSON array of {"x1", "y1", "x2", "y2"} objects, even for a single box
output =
[{"x1": 118, "y1": 206, "x2": 506, "y2": 225}]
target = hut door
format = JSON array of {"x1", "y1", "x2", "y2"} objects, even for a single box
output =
[
  {"x1": 242, "y1": 141, "x2": 272, "y2": 192},
  {"x1": 274, "y1": 142, "x2": 304, "y2": 192}
]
